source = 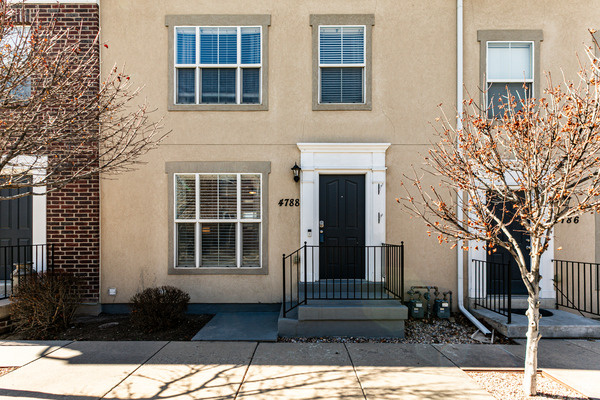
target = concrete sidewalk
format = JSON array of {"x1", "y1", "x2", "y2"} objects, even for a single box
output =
[{"x1": 0, "y1": 339, "x2": 597, "y2": 399}]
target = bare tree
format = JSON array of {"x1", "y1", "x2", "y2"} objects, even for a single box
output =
[
  {"x1": 0, "y1": 2, "x2": 166, "y2": 199},
  {"x1": 398, "y1": 32, "x2": 600, "y2": 396}
]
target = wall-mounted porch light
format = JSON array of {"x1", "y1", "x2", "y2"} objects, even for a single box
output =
[{"x1": 291, "y1": 162, "x2": 301, "y2": 182}]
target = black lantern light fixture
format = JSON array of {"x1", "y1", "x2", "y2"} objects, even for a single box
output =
[{"x1": 291, "y1": 162, "x2": 301, "y2": 182}]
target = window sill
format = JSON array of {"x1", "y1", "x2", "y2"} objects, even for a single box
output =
[
  {"x1": 168, "y1": 103, "x2": 268, "y2": 112},
  {"x1": 168, "y1": 266, "x2": 267, "y2": 275},
  {"x1": 313, "y1": 102, "x2": 371, "y2": 111}
]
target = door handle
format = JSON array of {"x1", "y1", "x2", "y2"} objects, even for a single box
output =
[{"x1": 319, "y1": 220, "x2": 324, "y2": 228}]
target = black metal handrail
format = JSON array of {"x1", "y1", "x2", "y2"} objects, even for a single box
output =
[
  {"x1": 1, "y1": 244, "x2": 54, "y2": 300},
  {"x1": 282, "y1": 242, "x2": 405, "y2": 317},
  {"x1": 473, "y1": 259, "x2": 512, "y2": 324},
  {"x1": 553, "y1": 259, "x2": 600, "y2": 317}
]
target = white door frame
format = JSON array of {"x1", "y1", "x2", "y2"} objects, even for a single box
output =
[{"x1": 297, "y1": 143, "x2": 390, "y2": 282}]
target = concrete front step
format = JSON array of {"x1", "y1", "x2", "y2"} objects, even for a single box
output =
[
  {"x1": 471, "y1": 307, "x2": 600, "y2": 338},
  {"x1": 279, "y1": 300, "x2": 408, "y2": 338}
]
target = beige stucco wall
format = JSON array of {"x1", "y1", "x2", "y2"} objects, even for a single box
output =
[{"x1": 99, "y1": 0, "x2": 599, "y2": 304}]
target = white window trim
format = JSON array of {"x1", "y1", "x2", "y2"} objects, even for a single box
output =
[
  {"x1": 174, "y1": 25, "x2": 263, "y2": 106},
  {"x1": 485, "y1": 40, "x2": 535, "y2": 110},
  {"x1": 173, "y1": 172, "x2": 262, "y2": 269},
  {"x1": 317, "y1": 25, "x2": 367, "y2": 105}
]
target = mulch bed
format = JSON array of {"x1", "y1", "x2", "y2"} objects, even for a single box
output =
[
  {"x1": 279, "y1": 314, "x2": 513, "y2": 344},
  {"x1": 0, "y1": 367, "x2": 17, "y2": 378},
  {"x1": 0, "y1": 313, "x2": 213, "y2": 341},
  {"x1": 467, "y1": 371, "x2": 588, "y2": 400}
]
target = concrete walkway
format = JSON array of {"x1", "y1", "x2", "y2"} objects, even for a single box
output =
[{"x1": 0, "y1": 339, "x2": 597, "y2": 399}]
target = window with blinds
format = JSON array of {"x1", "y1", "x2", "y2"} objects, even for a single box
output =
[
  {"x1": 318, "y1": 26, "x2": 365, "y2": 104},
  {"x1": 174, "y1": 26, "x2": 262, "y2": 105},
  {"x1": 486, "y1": 41, "x2": 534, "y2": 118},
  {"x1": 174, "y1": 173, "x2": 261, "y2": 268}
]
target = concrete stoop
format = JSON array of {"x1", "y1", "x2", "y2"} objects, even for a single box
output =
[
  {"x1": 278, "y1": 299, "x2": 408, "y2": 338},
  {"x1": 471, "y1": 307, "x2": 600, "y2": 338}
]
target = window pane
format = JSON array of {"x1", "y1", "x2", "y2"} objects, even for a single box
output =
[
  {"x1": 177, "y1": 68, "x2": 196, "y2": 104},
  {"x1": 218, "y1": 175, "x2": 237, "y2": 219},
  {"x1": 342, "y1": 26, "x2": 364, "y2": 64},
  {"x1": 176, "y1": 27, "x2": 196, "y2": 64},
  {"x1": 242, "y1": 68, "x2": 260, "y2": 104},
  {"x1": 176, "y1": 175, "x2": 196, "y2": 219},
  {"x1": 177, "y1": 223, "x2": 195, "y2": 267},
  {"x1": 241, "y1": 174, "x2": 260, "y2": 219},
  {"x1": 200, "y1": 27, "x2": 218, "y2": 64},
  {"x1": 198, "y1": 174, "x2": 237, "y2": 219},
  {"x1": 488, "y1": 42, "x2": 532, "y2": 80},
  {"x1": 201, "y1": 223, "x2": 236, "y2": 267},
  {"x1": 219, "y1": 27, "x2": 237, "y2": 64},
  {"x1": 201, "y1": 68, "x2": 236, "y2": 104},
  {"x1": 487, "y1": 42, "x2": 511, "y2": 80},
  {"x1": 241, "y1": 27, "x2": 261, "y2": 64},
  {"x1": 487, "y1": 82, "x2": 532, "y2": 118},
  {"x1": 199, "y1": 175, "x2": 218, "y2": 219},
  {"x1": 321, "y1": 67, "x2": 342, "y2": 103},
  {"x1": 321, "y1": 67, "x2": 363, "y2": 104},
  {"x1": 320, "y1": 27, "x2": 342, "y2": 64},
  {"x1": 341, "y1": 67, "x2": 363, "y2": 103},
  {"x1": 242, "y1": 223, "x2": 260, "y2": 267},
  {"x1": 509, "y1": 43, "x2": 532, "y2": 80}
]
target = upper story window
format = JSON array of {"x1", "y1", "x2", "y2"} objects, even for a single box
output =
[
  {"x1": 318, "y1": 26, "x2": 365, "y2": 104},
  {"x1": 166, "y1": 15, "x2": 270, "y2": 111},
  {"x1": 478, "y1": 30, "x2": 543, "y2": 119},
  {"x1": 2, "y1": 26, "x2": 32, "y2": 101},
  {"x1": 486, "y1": 41, "x2": 533, "y2": 118},
  {"x1": 175, "y1": 26, "x2": 262, "y2": 105},
  {"x1": 310, "y1": 14, "x2": 374, "y2": 111}
]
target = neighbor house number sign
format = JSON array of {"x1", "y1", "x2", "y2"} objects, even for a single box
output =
[{"x1": 279, "y1": 199, "x2": 300, "y2": 207}]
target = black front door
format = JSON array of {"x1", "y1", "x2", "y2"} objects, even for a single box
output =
[
  {"x1": 319, "y1": 175, "x2": 365, "y2": 279},
  {"x1": 0, "y1": 186, "x2": 33, "y2": 280},
  {"x1": 486, "y1": 194, "x2": 529, "y2": 295}
]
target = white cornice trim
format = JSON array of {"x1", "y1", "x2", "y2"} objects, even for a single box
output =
[
  {"x1": 8, "y1": 0, "x2": 98, "y2": 4},
  {"x1": 297, "y1": 143, "x2": 391, "y2": 153}
]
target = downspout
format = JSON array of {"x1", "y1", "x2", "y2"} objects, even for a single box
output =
[{"x1": 456, "y1": 0, "x2": 491, "y2": 335}]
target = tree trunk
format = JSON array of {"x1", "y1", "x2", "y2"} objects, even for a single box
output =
[{"x1": 523, "y1": 259, "x2": 541, "y2": 396}]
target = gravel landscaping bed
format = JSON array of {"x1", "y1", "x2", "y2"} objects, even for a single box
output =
[
  {"x1": 279, "y1": 314, "x2": 512, "y2": 343},
  {"x1": 467, "y1": 371, "x2": 587, "y2": 400},
  {"x1": 0, "y1": 367, "x2": 17, "y2": 378}
]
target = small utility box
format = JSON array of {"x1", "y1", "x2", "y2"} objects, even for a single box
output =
[
  {"x1": 407, "y1": 300, "x2": 425, "y2": 318},
  {"x1": 434, "y1": 299, "x2": 451, "y2": 319}
]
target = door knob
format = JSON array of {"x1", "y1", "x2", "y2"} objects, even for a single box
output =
[{"x1": 319, "y1": 220, "x2": 324, "y2": 228}]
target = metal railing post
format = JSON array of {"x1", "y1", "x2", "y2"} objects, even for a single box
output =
[
  {"x1": 507, "y1": 261, "x2": 512, "y2": 324},
  {"x1": 282, "y1": 253, "x2": 286, "y2": 318},
  {"x1": 303, "y1": 242, "x2": 308, "y2": 305},
  {"x1": 400, "y1": 241, "x2": 405, "y2": 302}
]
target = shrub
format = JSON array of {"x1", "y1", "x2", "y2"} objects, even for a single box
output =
[
  {"x1": 130, "y1": 286, "x2": 190, "y2": 332},
  {"x1": 10, "y1": 272, "x2": 82, "y2": 339}
]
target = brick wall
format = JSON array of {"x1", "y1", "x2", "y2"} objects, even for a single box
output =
[{"x1": 18, "y1": 3, "x2": 101, "y2": 303}]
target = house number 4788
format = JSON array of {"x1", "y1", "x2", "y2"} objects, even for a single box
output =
[{"x1": 279, "y1": 199, "x2": 300, "y2": 207}]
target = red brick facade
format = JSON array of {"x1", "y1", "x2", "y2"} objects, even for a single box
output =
[{"x1": 18, "y1": 3, "x2": 101, "y2": 303}]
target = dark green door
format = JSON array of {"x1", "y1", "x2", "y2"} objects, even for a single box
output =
[
  {"x1": 0, "y1": 186, "x2": 32, "y2": 280},
  {"x1": 486, "y1": 194, "x2": 529, "y2": 295},
  {"x1": 319, "y1": 175, "x2": 365, "y2": 279}
]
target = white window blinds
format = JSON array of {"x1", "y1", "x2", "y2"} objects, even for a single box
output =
[
  {"x1": 174, "y1": 173, "x2": 262, "y2": 268},
  {"x1": 486, "y1": 42, "x2": 534, "y2": 118}
]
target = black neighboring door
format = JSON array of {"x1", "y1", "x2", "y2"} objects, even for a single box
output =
[
  {"x1": 319, "y1": 175, "x2": 365, "y2": 279},
  {"x1": 486, "y1": 194, "x2": 529, "y2": 295},
  {"x1": 0, "y1": 186, "x2": 32, "y2": 280}
]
